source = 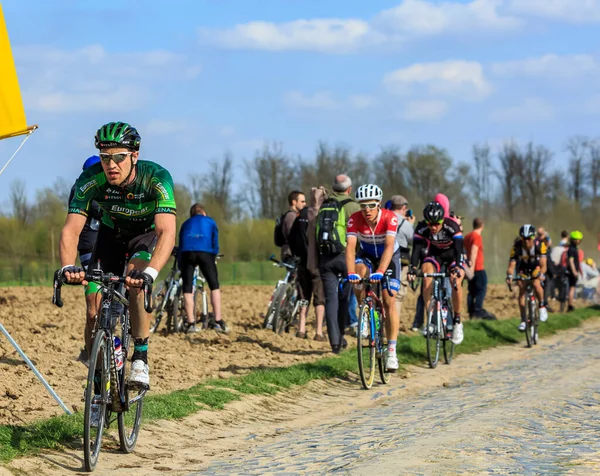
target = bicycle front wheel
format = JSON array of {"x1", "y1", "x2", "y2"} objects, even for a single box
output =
[
  {"x1": 357, "y1": 303, "x2": 376, "y2": 389},
  {"x1": 83, "y1": 330, "x2": 109, "y2": 472},
  {"x1": 376, "y1": 305, "x2": 390, "y2": 384},
  {"x1": 525, "y1": 297, "x2": 534, "y2": 348},
  {"x1": 426, "y1": 300, "x2": 441, "y2": 369}
]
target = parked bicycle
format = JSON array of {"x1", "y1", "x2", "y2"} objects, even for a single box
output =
[
  {"x1": 348, "y1": 273, "x2": 393, "y2": 389},
  {"x1": 52, "y1": 264, "x2": 152, "y2": 472},
  {"x1": 262, "y1": 255, "x2": 306, "y2": 334},
  {"x1": 150, "y1": 246, "x2": 181, "y2": 334},
  {"x1": 508, "y1": 275, "x2": 539, "y2": 347},
  {"x1": 412, "y1": 270, "x2": 455, "y2": 369}
]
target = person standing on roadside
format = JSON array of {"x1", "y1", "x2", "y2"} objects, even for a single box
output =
[
  {"x1": 178, "y1": 204, "x2": 227, "y2": 333},
  {"x1": 280, "y1": 190, "x2": 307, "y2": 261},
  {"x1": 389, "y1": 195, "x2": 414, "y2": 328},
  {"x1": 317, "y1": 175, "x2": 360, "y2": 353},
  {"x1": 464, "y1": 218, "x2": 494, "y2": 320}
]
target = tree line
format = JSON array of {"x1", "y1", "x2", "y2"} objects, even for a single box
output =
[{"x1": 4, "y1": 135, "x2": 600, "y2": 270}]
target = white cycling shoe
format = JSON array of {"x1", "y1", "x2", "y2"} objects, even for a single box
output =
[
  {"x1": 386, "y1": 352, "x2": 399, "y2": 372},
  {"x1": 451, "y1": 323, "x2": 464, "y2": 345},
  {"x1": 128, "y1": 360, "x2": 150, "y2": 389},
  {"x1": 518, "y1": 321, "x2": 527, "y2": 332},
  {"x1": 539, "y1": 307, "x2": 548, "y2": 322}
]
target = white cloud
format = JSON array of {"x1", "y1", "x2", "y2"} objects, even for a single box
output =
[
  {"x1": 199, "y1": 0, "x2": 521, "y2": 53},
  {"x1": 220, "y1": 126, "x2": 236, "y2": 137},
  {"x1": 492, "y1": 54, "x2": 599, "y2": 78},
  {"x1": 284, "y1": 90, "x2": 340, "y2": 110},
  {"x1": 348, "y1": 95, "x2": 377, "y2": 110},
  {"x1": 376, "y1": 0, "x2": 521, "y2": 36},
  {"x1": 15, "y1": 45, "x2": 201, "y2": 113},
  {"x1": 584, "y1": 95, "x2": 600, "y2": 115},
  {"x1": 283, "y1": 91, "x2": 376, "y2": 111},
  {"x1": 199, "y1": 19, "x2": 380, "y2": 54},
  {"x1": 401, "y1": 100, "x2": 448, "y2": 121},
  {"x1": 383, "y1": 60, "x2": 492, "y2": 100},
  {"x1": 489, "y1": 97, "x2": 554, "y2": 122},
  {"x1": 507, "y1": 0, "x2": 600, "y2": 23}
]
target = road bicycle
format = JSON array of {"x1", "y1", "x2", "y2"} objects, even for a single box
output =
[
  {"x1": 53, "y1": 265, "x2": 152, "y2": 472},
  {"x1": 262, "y1": 255, "x2": 306, "y2": 334},
  {"x1": 508, "y1": 275, "x2": 539, "y2": 347},
  {"x1": 149, "y1": 247, "x2": 181, "y2": 334},
  {"x1": 412, "y1": 270, "x2": 455, "y2": 369},
  {"x1": 347, "y1": 273, "x2": 392, "y2": 389}
]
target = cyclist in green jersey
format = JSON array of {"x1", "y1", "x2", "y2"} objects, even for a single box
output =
[{"x1": 59, "y1": 121, "x2": 177, "y2": 389}]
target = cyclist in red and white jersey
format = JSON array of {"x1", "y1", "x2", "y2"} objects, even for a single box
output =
[{"x1": 346, "y1": 184, "x2": 401, "y2": 372}]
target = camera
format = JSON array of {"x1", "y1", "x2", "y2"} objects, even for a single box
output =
[{"x1": 407, "y1": 209, "x2": 413, "y2": 218}]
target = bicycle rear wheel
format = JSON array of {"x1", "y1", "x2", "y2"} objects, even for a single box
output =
[
  {"x1": 167, "y1": 288, "x2": 184, "y2": 333},
  {"x1": 149, "y1": 280, "x2": 168, "y2": 333},
  {"x1": 84, "y1": 330, "x2": 109, "y2": 472},
  {"x1": 426, "y1": 300, "x2": 441, "y2": 369},
  {"x1": 357, "y1": 303, "x2": 376, "y2": 389},
  {"x1": 263, "y1": 284, "x2": 285, "y2": 330},
  {"x1": 117, "y1": 318, "x2": 144, "y2": 453},
  {"x1": 272, "y1": 283, "x2": 293, "y2": 335},
  {"x1": 376, "y1": 305, "x2": 390, "y2": 384}
]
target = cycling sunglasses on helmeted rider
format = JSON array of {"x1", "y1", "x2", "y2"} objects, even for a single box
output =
[
  {"x1": 426, "y1": 219, "x2": 444, "y2": 226},
  {"x1": 359, "y1": 202, "x2": 379, "y2": 210},
  {"x1": 99, "y1": 151, "x2": 132, "y2": 164}
]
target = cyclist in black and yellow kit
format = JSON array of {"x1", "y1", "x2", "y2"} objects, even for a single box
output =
[
  {"x1": 506, "y1": 224, "x2": 549, "y2": 331},
  {"x1": 59, "y1": 122, "x2": 177, "y2": 390}
]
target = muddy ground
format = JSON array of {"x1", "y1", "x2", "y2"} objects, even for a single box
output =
[{"x1": 0, "y1": 283, "x2": 555, "y2": 425}]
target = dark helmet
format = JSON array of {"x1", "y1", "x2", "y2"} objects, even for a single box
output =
[
  {"x1": 519, "y1": 224, "x2": 536, "y2": 239},
  {"x1": 82, "y1": 155, "x2": 100, "y2": 170},
  {"x1": 423, "y1": 201, "x2": 444, "y2": 224},
  {"x1": 95, "y1": 121, "x2": 141, "y2": 151}
]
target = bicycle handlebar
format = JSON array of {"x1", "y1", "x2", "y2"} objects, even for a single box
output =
[
  {"x1": 340, "y1": 275, "x2": 394, "y2": 297},
  {"x1": 506, "y1": 275, "x2": 533, "y2": 293},
  {"x1": 268, "y1": 255, "x2": 298, "y2": 270},
  {"x1": 52, "y1": 269, "x2": 153, "y2": 313},
  {"x1": 408, "y1": 271, "x2": 458, "y2": 291}
]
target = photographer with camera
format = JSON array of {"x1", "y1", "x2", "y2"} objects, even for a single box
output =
[{"x1": 389, "y1": 195, "x2": 415, "y2": 324}]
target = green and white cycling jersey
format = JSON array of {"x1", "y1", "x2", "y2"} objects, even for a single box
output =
[{"x1": 69, "y1": 160, "x2": 177, "y2": 239}]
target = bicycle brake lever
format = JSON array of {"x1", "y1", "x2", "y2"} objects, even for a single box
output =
[
  {"x1": 143, "y1": 282, "x2": 153, "y2": 313},
  {"x1": 52, "y1": 270, "x2": 64, "y2": 308}
]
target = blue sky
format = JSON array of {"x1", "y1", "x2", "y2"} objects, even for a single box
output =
[{"x1": 0, "y1": 0, "x2": 599, "y2": 204}]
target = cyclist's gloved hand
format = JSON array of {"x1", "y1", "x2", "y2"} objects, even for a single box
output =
[
  {"x1": 61, "y1": 265, "x2": 85, "y2": 284},
  {"x1": 370, "y1": 271, "x2": 384, "y2": 282},
  {"x1": 127, "y1": 269, "x2": 154, "y2": 286},
  {"x1": 407, "y1": 266, "x2": 417, "y2": 281},
  {"x1": 450, "y1": 265, "x2": 463, "y2": 278},
  {"x1": 347, "y1": 273, "x2": 361, "y2": 283}
]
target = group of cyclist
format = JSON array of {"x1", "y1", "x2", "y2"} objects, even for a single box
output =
[
  {"x1": 278, "y1": 176, "x2": 592, "y2": 373},
  {"x1": 54, "y1": 120, "x2": 589, "y2": 394}
]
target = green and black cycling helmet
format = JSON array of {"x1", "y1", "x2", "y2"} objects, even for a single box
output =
[
  {"x1": 519, "y1": 224, "x2": 536, "y2": 239},
  {"x1": 570, "y1": 230, "x2": 583, "y2": 240},
  {"x1": 95, "y1": 121, "x2": 141, "y2": 151}
]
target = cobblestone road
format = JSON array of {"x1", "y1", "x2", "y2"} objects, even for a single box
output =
[{"x1": 198, "y1": 329, "x2": 600, "y2": 475}]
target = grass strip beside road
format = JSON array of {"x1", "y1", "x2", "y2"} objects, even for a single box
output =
[{"x1": 1, "y1": 306, "x2": 599, "y2": 463}]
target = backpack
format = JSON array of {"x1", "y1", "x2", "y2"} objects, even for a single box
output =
[
  {"x1": 316, "y1": 198, "x2": 353, "y2": 257},
  {"x1": 560, "y1": 247, "x2": 584, "y2": 270},
  {"x1": 273, "y1": 210, "x2": 295, "y2": 247},
  {"x1": 288, "y1": 207, "x2": 310, "y2": 262}
]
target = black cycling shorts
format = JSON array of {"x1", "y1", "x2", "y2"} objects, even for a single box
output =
[
  {"x1": 423, "y1": 248, "x2": 458, "y2": 272},
  {"x1": 517, "y1": 260, "x2": 540, "y2": 277},
  {"x1": 90, "y1": 225, "x2": 157, "y2": 275},
  {"x1": 180, "y1": 251, "x2": 220, "y2": 293}
]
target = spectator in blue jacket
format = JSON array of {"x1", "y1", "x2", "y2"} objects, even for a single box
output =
[{"x1": 178, "y1": 203, "x2": 226, "y2": 333}]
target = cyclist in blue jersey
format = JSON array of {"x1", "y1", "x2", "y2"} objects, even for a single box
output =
[{"x1": 178, "y1": 203, "x2": 226, "y2": 333}]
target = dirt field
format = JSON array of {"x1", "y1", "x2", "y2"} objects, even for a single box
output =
[{"x1": 0, "y1": 284, "x2": 544, "y2": 425}]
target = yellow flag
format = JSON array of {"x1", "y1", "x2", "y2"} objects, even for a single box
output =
[{"x1": 0, "y1": 3, "x2": 31, "y2": 140}]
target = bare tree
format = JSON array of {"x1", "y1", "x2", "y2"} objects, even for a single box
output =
[
  {"x1": 496, "y1": 141, "x2": 522, "y2": 221},
  {"x1": 588, "y1": 139, "x2": 600, "y2": 202},
  {"x1": 519, "y1": 142, "x2": 552, "y2": 215},
  {"x1": 10, "y1": 179, "x2": 30, "y2": 226},
  {"x1": 246, "y1": 142, "x2": 298, "y2": 219},
  {"x1": 404, "y1": 145, "x2": 452, "y2": 202},
  {"x1": 565, "y1": 135, "x2": 589, "y2": 205},
  {"x1": 374, "y1": 146, "x2": 409, "y2": 198},
  {"x1": 470, "y1": 143, "x2": 492, "y2": 217},
  {"x1": 189, "y1": 153, "x2": 235, "y2": 218}
]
